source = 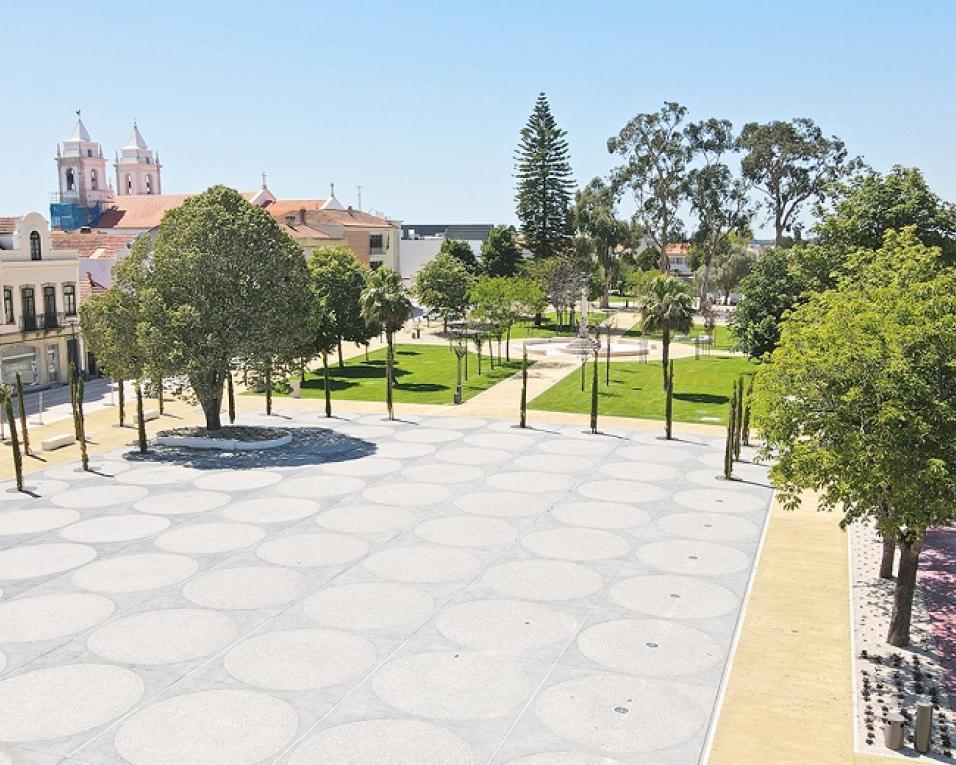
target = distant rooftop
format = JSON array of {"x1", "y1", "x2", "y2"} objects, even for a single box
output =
[{"x1": 402, "y1": 224, "x2": 494, "y2": 241}]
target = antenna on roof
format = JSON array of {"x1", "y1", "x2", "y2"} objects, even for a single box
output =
[
  {"x1": 357, "y1": 185, "x2": 363, "y2": 211},
  {"x1": 330, "y1": 182, "x2": 335, "y2": 198},
  {"x1": 261, "y1": 172, "x2": 267, "y2": 189}
]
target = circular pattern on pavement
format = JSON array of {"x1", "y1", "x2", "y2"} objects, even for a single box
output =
[
  {"x1": 436, "y1": 446, "x2": 511, "y2": 465},
  {"x1": 133, "y1": 490, "x2": 230, "y2": 516},
  {"x1": 422, "y1": 416, "x2": 487, "y2": 430},
  {"x1": 538, "y1": 439, "x2": 612, "y2": 456},
  {"x1": 61, "y1": 514, "x2": 171, "y2": 543},
  {"x1": 0, "y1": 664, "x2": 144, "y2": 742},
  {"x1": 437, "y1": 599, "x2": 577, "y2": 652},
  {"x1": 514, "y1": 454, "x2": 597, "y2": 474},
  {"x1": 0, "y1": 479, "x2": 68, "y2": 502},
  {"x1": 52, "y1": 484, "x2": 147, "y2": 509},
  {"x1": 372, "y1": 650, "x2": 528, "y2": 720},
  {"x1": 401, "y1": 463, "x2": 485, "y2": 484},
  {"x1": 615, "y1": 444, "x2": 694, "y2": 464},
  {"x1": 220, "y1": 497, "x2": 320, "y2": 524},
  {"x1": 522, "y1": 528, "x2": 630, "y2": 561},
  {"x1": 303, "y1": 582, "x2": 434, "y2": 631},
  {"x1": 534, "y1": 673, "x2": 705, "y2": 753},
  {"x1": 0, "y1": 593, "x2": 115, "y2": 642},
  {"x1": 454, "y1": 491, "x2": 549, "y2": 518},
  {"x1": 414, "y1": 516, "x2": 518, "y2": 547},
  {"x1": 183, "y1": 566, "x2": 309, "y2": 610},
  {"x1": 277, "y1": 475, "x2": 366, "y2": 499},
  {"x1": 483, "y1": 560, "x2": 603, "y2": 602},
  {"x1": 577, "y1": 618, "x2": 722, "y2": 676},
  {"x1": 155, "y1": 522, "x2": 266, "y2": 555},
  {"x1": 552, "y1": 501, "x2": 651, "y2": 530},
  {"x1": 322, "y1": 457, "x2": 403, "y2": 477},
  {"x1": 315, "y1": 504, "x2": 416, "y2": 534},
  {"x1": 87, "y1": 609, "x2": 239, "y2": 665},
  {"x1": 364, "y1": 544, "x2": 480, "y2": 583},
  {"x1": 464, "y1": 432, "x2": 536, "y2": 451},
  {"x1": 289, "y1": 719, "x2": 476, "y2": 765},
  {"x1": 193, "y1": 470, "x2": 281, "y2": 492},
  {"x1": 256, "y1": 532, "x2": 369, "y2": 568},
  {"x1": 487, "y1": 471, "x2": 573, "y2": 494},
  {"x1": 116, "y1": 465, "x2": 201, "y2": 486},
  {"x1": 635, "y1": 539, "x2": 750, "y2": 576},
  {"x1": 395, "y1": 428, "x2": 462, "y2": 444},
  {"x1": 71, "y1": 553, "x2": 198, "y2": 593},
  {"x1": 223, "y1": 628, "x2": 376, "y2": 690},
  {"x1": 114, "y1": 689, "x2": 297, "y2": 765},
  {"x1": 672, "y1": 488, "x2": 767, "y2": 514},
  {"x1": 655, "y1": 512, "x2": 760, "y2": 542},
  {"x1": 43, "y1": 460, "x2": 130, "y2": 481},
  {"x1": 0, "y1": 543, "x2": 96, "y2": 580},
  {"x1": 506, "y1": 754, "x2": 623, "y2": 765},
  {"x1": 0, "y1": 508, "x2": 79, "y2": 536},
  {"x1": 576, "y1": 480, "x2": 668, "y2": 504},
  {"x1": 373, "y1": 441, "x2": 435, "y2": 459},
  {"x1": 610, "y1": 575, "x2": 738, "y2": 619},
  {"x1": 362, "y1": 481, "x2": 452, "y2": 507},
  {"x1": 599, "y1": 461, "x2": 681, "y2": 482}
]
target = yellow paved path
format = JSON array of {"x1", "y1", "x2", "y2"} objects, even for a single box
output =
[{"x1": 708, "y1": 489, "x2": 898, "y2": 765}]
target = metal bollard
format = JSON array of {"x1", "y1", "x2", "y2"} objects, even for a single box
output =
[
  {"x1": 884, "y1": 713, "x2": 905, "y2": 750},
  {"x1": 915, "y1": 700, "x2": 932, "y2": 753}
]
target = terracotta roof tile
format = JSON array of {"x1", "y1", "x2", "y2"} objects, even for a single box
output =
[
  {"x1": 52, "y1": 229, "x2": 136, "y2": 259},
  {"x1": 0, "y1": 217, "x2": 17, "y2": 234},
  {"x1": 78, "y1": 273, "x2": 108, "y2": 302},
  {"x1": 313, "y1": 208, "x2": 393, "y2": 228}
]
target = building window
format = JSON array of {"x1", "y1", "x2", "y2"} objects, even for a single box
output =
[
  {"x1": 66, "y1": 168, "x2": 75, "y2": 191},
  {"x1": 90, "y1": 169, "x2": 98, "y2": 191},
  {"x1": 43, "y1": 286, "x2": 57, "y2": 326},
  {"x1": 29, "y1": 231, "x2": 42, "y2": 260},
  {"x1": 87, "y1": 149, "x2": 92, "y2": 157},
  {"x1": 126, "y1": 174, "x2": 133, "y2": 194},
  {"x1": 145, "y1": 174, "x2": 152, "y2": 194},
  {"x1": 21, "y1": 287, "x2": 36, "y2": 330},
  {"x1": 64, "y1": 284, "x2": 76, "y2": 316},
  {"x1": 3, "y1": 288, "x2": 13, "y2": 324},
  {"x1": 369, "y1": 234, "x2": 384, "y2": 254}
]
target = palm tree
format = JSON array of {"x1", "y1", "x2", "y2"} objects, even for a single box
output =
[
  {"x1": 639, "y1": 275, "x2": 694, "y2": 391},
  {"x1": 359, "y1": 268, "x2": 412, "y2": 420}
]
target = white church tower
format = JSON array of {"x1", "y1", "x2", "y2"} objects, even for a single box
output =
[
  {"x1": 114, "y1": 122, "x2": 162, "y2": 195},
  {"x1": 55, "y1": 113, "x2": 112, "y2": 205}
]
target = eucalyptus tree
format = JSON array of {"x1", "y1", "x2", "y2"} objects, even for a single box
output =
[
  {"x1": 608, "y1": 102, "x2": 691, "y2": 272},
  {"x1": 639, "y1": 275, "x2": 694, "y2": 391},
  {"x1": 573, "y1": 178, "x2": 630, "y2": 308},
  {"x1": 359, "y1": 268, "x2": 412, "y2": 420}
]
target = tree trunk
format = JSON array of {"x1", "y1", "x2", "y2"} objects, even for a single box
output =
[
  {"x1": 197, "y1": 369, "x2": 225, "y2": 431},
  {"x1": 155, "y1": 377, "x2": 164, "y2": 415},
  {"x1": 15, "y1": 372, "x2": 29, "y2": 455},
  {"x1": 506, "y1": 326, "x2": 511, "y2": 362},
  {"x1": 265, "y1": 365, "x2": 272, "y2": 416},
  {"x1": 337, "y1": 337, "x2": 344, "y2": 368},
  {"x1": 135, "y1": 382, "x2": 147, "y2": 454},
  {"x1": 118, "y1": 378, "x2": 125, "y2": 426},
  {"x1": 323, "y1": 353, "x2": 332, "y2": 418},
  {"x1": 879, "y1": 535, "x2": 896, "y2": 579},
  {"x1": 519, "y1": 348, "x2": 528, "y2": 428},
  {"x1": 887, "y1": 539, "x2": 922, "y2": 647},
  {"x1": 661, "y1": 327, "x2": 670, "y2": 391},
  {"x1": 774, "y1": 213, "x2": 785, "y2": 248},
  {"x1": 227, "y1": 373, "x2": 235, "y2": 424},
  {"x1": 665, "y1": 359, "x2": 673, "y2": 440},
  {"x1": 385, "y1": 330, "x2": 395, "y2": 420}
]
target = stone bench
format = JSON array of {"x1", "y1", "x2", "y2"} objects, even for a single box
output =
[
  {"x1": 141, "y1": 409, "x2": 160, "y2": 422},
  {"x1": 42, "y1": 433, "x2": 76, "y2": 451}
]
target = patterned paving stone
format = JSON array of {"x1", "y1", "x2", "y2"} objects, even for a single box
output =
[
  {"x1": 71, "y1": 552, "x2": 198, "y2": 593},
  {"x1": 0, "y1": 543, "x2": 97, "y2": 581},
  {"x1": 610, "y1": 574, "x2": 739, "y2": 619},
  {"x1": 182, "y1": 566, "x2": 309, "y2": 610},
  {"x1": 414, "y1": 516, "x2": 518, "y2": 547},
  {"x1": 0, "y1": 508, "x2": 80, "y2": 536},
  {"x1": 256, "y1": 532, "x2": 369, "y2": 568},
  {"x1": 60, "y1": 514, "x2": 170, "y2": 543},
  {"x1": 133, "y1": 490, "x2": 230, "y2": 516},
  {"x1": 315, "y1": 504, "x2": 416, "y2": 534},
  {"x1": 437, "y1": 599, "x2": 577, "y2": 652},
  {"x1": 302, "y1": 582, "x2": 434, "y2": 631},
  {"x1": 0, "y1": 593, "x2": 115, "y2": 642},
  {"x1": 364, "y1": 544, "x2": 480, "y2": 583},
  {"x1": 483, "y1": 560, "x2": 604, "y2": 602},
  {"x1": 219, "y1": 497, "x2": 320, "y2": 524}
]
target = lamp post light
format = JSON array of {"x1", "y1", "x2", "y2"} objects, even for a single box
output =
[{"x1": 452, "y1": 331, "x2": 467, "y2": 405}]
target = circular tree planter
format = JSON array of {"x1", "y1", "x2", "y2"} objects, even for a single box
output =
[{"x1": 155, "y1": 426, "x2": 292, "y2": 451}]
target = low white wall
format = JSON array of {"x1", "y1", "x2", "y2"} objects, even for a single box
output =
[{"x1": 399, "y1": 239, "x2": 482, "y2": 284}]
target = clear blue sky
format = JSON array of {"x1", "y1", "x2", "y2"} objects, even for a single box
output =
[{"x1": 4, "y1": 0, "x2": 954, "y2": 237}]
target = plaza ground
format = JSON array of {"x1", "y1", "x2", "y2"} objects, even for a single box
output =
[{"x1": 0, "y1": 408, "x2": 774, "y2": 763}]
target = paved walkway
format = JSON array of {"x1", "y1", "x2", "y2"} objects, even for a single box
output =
[
  {"x1": 0, "y1": 410, "x2": 774, "y2": 763},
  {"x1": 707, "y1": 489, "x2": 901, "y2": 765}
]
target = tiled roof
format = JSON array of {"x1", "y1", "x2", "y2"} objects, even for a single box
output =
[
  {"x1": 313, "y1": 208, "x2": 393, "y2": 228},
  {"x1": 0, "y1": 217, "x2": 17, "y2": 234},
  {"x1": 664, "y1": 243, "x2": 692, "y2": 255},
  {"x1": 96, "y1": 194, "x2": 194, "y2": 229},
  {"x1": 52, "y1": 229, "x2": 136, "y2": 259},
  {"x1": 276, "y1": 221, "x2": 336, "y2": 240},
  {"x1": 78, "y1": 273, "x2": 108, "y2": 302},
  {"x1": 262, "y1": 199, "x2": 327, "y2": 217}
]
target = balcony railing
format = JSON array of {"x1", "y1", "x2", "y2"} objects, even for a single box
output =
[{"x1": 19, "y1": 313, "x2": 68, "y2": 332}]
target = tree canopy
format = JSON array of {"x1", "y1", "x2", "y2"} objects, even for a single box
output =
[
  {"x1": 480, "y1": 224, "x2": 523, "y2": 277},
  {"x1": 308, "y1": 245, "x2": 370, "y2": 367},
  {"x1": 639, "y1": 275, "x2": 694, "y2": 390},
  {"x1": 729, "y1": 248, "x2": 804, "y2": 358},
  {"x1": 437, "y1": 237, "x2": 479, "y2": 272},
  {"x1": 414, "y1": 251, "x2": 474, "y2": 329},
  {"x1": 515, "y1": 92, "x2": 575, "y2": 259},
  {"x1": 753, "y1": 228, "x2": 956, "y2": 646},
  {"x1": 113, "y1": 185, "x2": 313, "y2": 429},
  {"x1": 574, "y1": 177, "x2": 630, "y2": 308}
]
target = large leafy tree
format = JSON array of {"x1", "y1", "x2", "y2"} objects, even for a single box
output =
[
  {"x1": 437, "y1": 238, "x2": 479, "y2": 272},
  {"x1": 414, "y1": 251, "x2": 474, "y2": 332},
  {"x1": 816, "y1": 166, "x2": 956, "y2": 266},
  {"x1": 514, "y1": 92, "x2": 575, "y2": 259},
  {"x1": 573, "y1": 178, "x2": 630, "y2": 308},
  {"x1": 524, "y1": 254, "x2": 584, "y2": 330},
  {"x1": 753, "y1": 229, "x2": 956, "y2": 647},
  {"x1": 308, "y1": 245, "x2": 370, "y2": 368},
  {"x1": 115, "y1": 185, "x2": 313, "y2": 430},
  {"x1": 685, "y1": 118, "x2": 753, "y2": 300},
  {"x1": 359, "y1": 268, "x2": 412, "y2": 420},
  {"x1": 737, "y1": 117, "x2": 860, "y2": 247},
  {"x1": 480, "y1": 225, "x2": 523, "y2": 277},
  {"x1": 608, "y1": 102, "x2": 691, "y2": 272},
  {"x1": 730, "y1": 248, "x2": 804, "y2": 358},
  {"x1": 639, "y1": 275, "x2": 694, "y2": 391},
  {"x1": 709, "y1": 242, "x2": 756, "y2": 305}
]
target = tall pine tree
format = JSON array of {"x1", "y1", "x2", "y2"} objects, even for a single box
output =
[{"x1": 514, "y1": 93, "x2": 575, "y2": 259}]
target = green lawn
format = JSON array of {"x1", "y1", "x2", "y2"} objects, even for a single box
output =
[
  {"x1": 509, "y1": 310, "x2": 610, "y2": 339},
  {"x1": 270, "y1": 344, "x2": 525, "y2": 405},
  {"x1": 625, "y1": 321, "x2": 736, "y2": 350},
  {"x1": 529, "y1": 355, "x2": 759, "y2": 425}
]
